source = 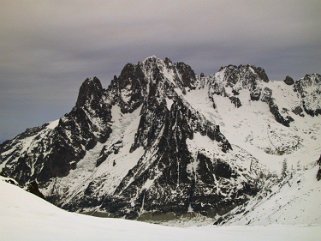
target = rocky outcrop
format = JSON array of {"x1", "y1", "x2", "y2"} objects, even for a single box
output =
[
  {"x1": 175, "y1": 61, "x2": 197, "y2": 89},
  {"x1": 292, "y1": 106, "x2": 304, "y2": 117},
  {"x1": 317, "y1": 155, "x2": 321, "y2": 181},
  {"x1": 208, "y1": 65, "x2": 296, "y2": 127},
  {"x1": 209, "y1": 64, "x2": 269, "y2": 101},
  {"x1": 26, "y1": 181, "x2": 45, "y2": 199},
  {"x1": 284, "y1": 76, "x2": 294, "y2": 85},
  {"x1": 267, "y1": 99, "x2": 293, "y2": 127},
  {"x1": 229, "y1": 96, "x2": 242, "y2": 108},
  {"x1": 294, "y1": 74, "x2": 321, "y2": 116}
]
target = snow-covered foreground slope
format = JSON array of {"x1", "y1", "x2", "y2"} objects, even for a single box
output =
[{"x1": 0, "y1": 179, "x2": 320, "y2": 241}]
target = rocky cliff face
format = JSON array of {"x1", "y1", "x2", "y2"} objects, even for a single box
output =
[
  {"x1": 208, "y1": 65, "x2": 295, "y2": 126},
  {"x1": 0, "y1": 77, "x2": 112, "y2": 185},
  {"x1": 317, "y1": 155, "x2": 321, "y2": 181},
  {"x1": 1, "y1": 56, "x2": 321, "y2": 222},
  {"x1": 294, "y1": 73, "x2": 321, "y2": 117}
]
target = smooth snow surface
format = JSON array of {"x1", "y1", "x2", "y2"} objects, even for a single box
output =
[{"x1": 1, "y1": 179, "x2": 321, "y2": 241}]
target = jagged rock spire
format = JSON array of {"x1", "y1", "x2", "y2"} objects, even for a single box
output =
[{"x1": 76, "y1": 76, "x2": 103, "y2": 108}]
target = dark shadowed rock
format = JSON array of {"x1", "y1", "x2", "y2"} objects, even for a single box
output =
[
  {"x1": 213, "y1": 160, "x2": 233, "y2": 179},
  {"x1": 317, "y1": 155, "x2": 321, "y2": 181},
  {"x1": 261, "y1": 87, "x2": 272, "y2": 103},
  {"x1": 292, "y1": 106, "x2": 304, "y2": 117},
  {"x1": 294, "y1": 74, "x2": 321, "y2": 116},
  {"x1": 284, "y1": 75, "x2": 294, "y2": 85},
  {"x1": 229, "y1": 96, "x2": 242, "y2": 108},
  {"x1": 175, "y1": 62, "x2": 197, "y2": 89},
  {"x1": 76, "y1": 77, "x2": 103, "y2": 108},
  {"x1": 26, "y1": 181, "x2": 45, "y2": 199},
  {"x1": 116, "y1": 63, "x2": 146, "y2": 113},
  {"x1": 268, "y1": 99, "x2": 292, "y2": 127}
]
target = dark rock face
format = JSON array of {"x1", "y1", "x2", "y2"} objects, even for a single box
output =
[
  {"x1": 76, "y1": 76, "x2": 103, "y2": 108},
  {"x1": 294, "y1": 74, "x2": 321, "y2": 116},
  {"x1": 268, "y1": 99, "x2": 292, "y2": 127},
  {"x1": 213, "y1": 160, "x2": 233, "y2": 179},
  {"x1": 130, "y1": 97, "x2": 169, "y2": 152},
  {"x1": 229, "y1": 96, "x2": 242, "y2": 108},
  {"x1": 97, "y1": 96, "x2": 237, "y2": 218},
  {"x1": 259, "y1": 87, "x2": 294, "y2": 127},
  {"x1": 255, "y1": 66, "x2": 269, "y2": 83},
  {"x1": 36, "y1": 78, "x2": 112, "y2": 182},
  {"x1": 175, "y1": 62, "x2": 197, "y2": 89},
  {"x1": 26, "y1": 181, "x2": 45, "y2": 199},
  {"x1": 106, "y1": 56, "x2": 197, "y2": 113},
  {"x1": 292, "y1": 106, "x2": 304, "y2": 117},
  {"x1": 317, "y1": 155, "x2": 321, "y2": 181},
  {"x1": 2, "y1": 178, "x2": 18, "y2": 185},
  {"x1": 0, "y1": 77, "x2": 112, "y2": 184},
  {"x1": 114, "y1": 63, "x2": 146, "y2": 113},
  {"x1": 284, "y1": 76, "x2": 294, "y2": 85},
  {"x1": 261, "y1": 87, "x2": 272, "y2": 103}
]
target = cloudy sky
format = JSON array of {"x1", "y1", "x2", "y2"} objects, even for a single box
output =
[{"x1": 1, "y1": 0, "x2": 321, "y2": 141}]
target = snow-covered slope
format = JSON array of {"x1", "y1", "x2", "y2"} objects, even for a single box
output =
[
  {"x1": 1, "y1": 178, "x2": 321, "y2": 241},
  {"x1": 185, "y1": 78, "x2": 321, "y2": 174},
  {"x1": 1, "y1": 56, "x2": 321, "y2": 224},
  {"x1": 215, "y1": 164, "x2": 321, "y2": 225}
]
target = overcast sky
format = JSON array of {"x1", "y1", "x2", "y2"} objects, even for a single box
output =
[{"x1": 1, "y1": 0, "x2": 321, "y2": 141}]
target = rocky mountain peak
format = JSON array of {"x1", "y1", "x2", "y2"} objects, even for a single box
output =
[
  {"x1": 284, "y1": 75, "x2": 294, "y2": 85},
  {"x1": 209, "y1": 64, "x2": 296, "y2": 126},
  {"x1": 1, "y1": 57, "x2": 321, "y2": 222},
  {"x1": 142, "y1": 55, "x2": 165, "y2": 65},
  {"x1": 76, "y1": 76, "x2": 103, "y2": 108},
  {"x1": 106, "y1": 57, "x2": 197, "y2": 113},
  {"x1": 294, "y1": 73, "x2": 321, "y2": 116},
  {"x1": 209, "y1": 64, "x2": 269, "y2": 102},
  {"x1": 140, "y1": 56, "x2": 197, "y2": 88},
  {"x1": 215, "y1": 64, "x2": 269, "y2": 87}
]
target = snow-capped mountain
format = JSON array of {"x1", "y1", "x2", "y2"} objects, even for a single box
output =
[{"x1": 0, "y1": 56, "x2": 320, "y2": 223}]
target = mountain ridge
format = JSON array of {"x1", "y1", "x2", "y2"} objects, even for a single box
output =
[{"x1": 1, "y1": 56, "x2": 320, "y2": 222}]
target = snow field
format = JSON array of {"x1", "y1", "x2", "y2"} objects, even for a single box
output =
[{"x1": 1, "y1": 179, "x2": 321, "y2": 241}]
